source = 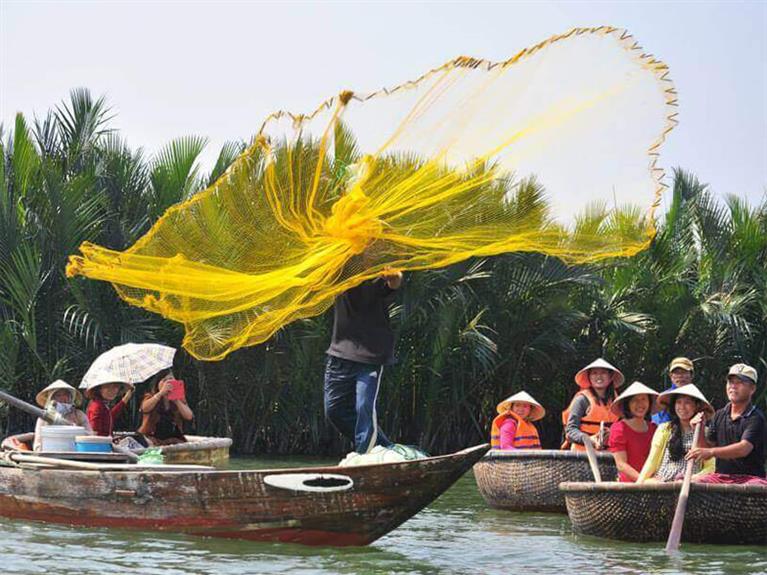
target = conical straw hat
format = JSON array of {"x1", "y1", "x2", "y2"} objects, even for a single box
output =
[
  {"x1": 610, "y1": 381, "x2": 659, "y2": 417},
  {"x1": 35, "y1": 380, "x2": 83, "y2": 408},
  {"x1": 657, "y1": 383, "x2": 715, "y2": 417},
  {"x1": 574, "y1": 358, "x2": 625, "y2": 389},
  {"x1": 496, "y1": 391, "x2": 546, "y2": 421}
]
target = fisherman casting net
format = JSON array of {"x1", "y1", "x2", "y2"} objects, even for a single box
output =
[{"x1": 67, "y1": 26, "x2": 677, "y2": 360}]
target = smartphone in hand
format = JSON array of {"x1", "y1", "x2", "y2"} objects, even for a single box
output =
[{"x1": 166, "y1": 379, "x2": 186, "y2": 401}]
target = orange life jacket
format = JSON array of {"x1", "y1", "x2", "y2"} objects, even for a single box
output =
[
  {"x1": 491, "y1": 411, "x2": 541, "y2": 449},
  {"x1": 560, "y1": 388, "x2": 617, "y2": 451}
]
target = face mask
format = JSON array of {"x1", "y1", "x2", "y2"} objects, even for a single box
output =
[{"x1": 54, "y1": 402, "x2": 75, "y2": 416}]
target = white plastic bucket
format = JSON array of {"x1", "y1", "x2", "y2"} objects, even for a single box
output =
[{"x1": 40, "y1": 425, "x2": 86, "y2": 452}]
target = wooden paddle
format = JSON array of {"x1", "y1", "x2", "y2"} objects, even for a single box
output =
[
  {"x1": 665, "y1": 421, "x2": 702, "y2": 553},
  {"x1": 599, "y1": 421, "x2": 605, "y2": 445},
  {"x1": 0, "y1": 388, "x2": 139, "y2": 462},
  {"x1": 582, "y1": 435, "x2": 602, "y2": 483}
]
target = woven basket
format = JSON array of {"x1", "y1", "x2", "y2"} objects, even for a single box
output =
[
  {"x1": 561, "y1": 481, "x2": 767, "y2": 545},
  {"x1": 473, "y1": 449, "x2": 617, "y2": 512}
]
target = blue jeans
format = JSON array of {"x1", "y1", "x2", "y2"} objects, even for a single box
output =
[{"x1": 324, "y1": 356, "x2": 393, "y2": 453}]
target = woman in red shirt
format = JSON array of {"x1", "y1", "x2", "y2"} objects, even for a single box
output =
[
  {"x1": 608, "y1": 381, "x2": 658, "y2": 482},
  {"x1": 85, "y1": 382, "x2": 134, "y2": 436}
]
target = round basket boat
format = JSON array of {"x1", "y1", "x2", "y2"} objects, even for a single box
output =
[
  {"x1": 561, "y1": 481, "x2": 767, "y2": 545},
  {"x1": 473, "y1": 449, "x2": 617, "y2": 512}
]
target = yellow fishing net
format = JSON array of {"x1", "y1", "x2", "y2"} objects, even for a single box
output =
[{"x1": 67, "y1": 26, "x2": 677, "y2": 360}]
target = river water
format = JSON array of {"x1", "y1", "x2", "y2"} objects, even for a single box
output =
[{"x1": 1, "y1": 456, "x2": 764, "y2": 575}]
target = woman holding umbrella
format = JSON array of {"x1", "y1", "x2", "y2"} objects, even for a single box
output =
[
  {"x1": 85, "y1": 381, "x2": 134, "y2": 436},
  {"x1": 80, "y1": 343, "x2": 177, "y2": 437}
]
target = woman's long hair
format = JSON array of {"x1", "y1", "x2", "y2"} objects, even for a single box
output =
[
  {"x1": 145, "y1": 368, "x2": 172, "y2": 395},
  {"x1": 667, "y1": 396, "x2": 704, "y2": 461}
]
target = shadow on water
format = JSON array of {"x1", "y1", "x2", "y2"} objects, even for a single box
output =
[{"x1": 0, "y1": 457, "x2": 764, "y2": 575}]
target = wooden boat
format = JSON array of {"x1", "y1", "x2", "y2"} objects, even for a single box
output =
[
  {"x1": 1, "y1": 432, "x2": 232, "y2": 467},
  {"x1": 561, "y1": 481, "x2": 767, "y2": 545},
  {"x1": 0, "y1": 443, "x2": 488, "y2": 546},
  {"x1": 473, "y1": 449, "x2": 617, "y2": 512}
]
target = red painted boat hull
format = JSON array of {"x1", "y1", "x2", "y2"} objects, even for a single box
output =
[{"x1": 0, "y1": 444, "x2": 488, "y2": 546}]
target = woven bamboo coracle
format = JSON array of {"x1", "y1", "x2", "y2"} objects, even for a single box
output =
[
  {"x1": 561, "y1": 481, "x2": 767, "y2": 545},
  {"x1": 473, "y1": 449, "x2": 617, "y2": 512}
]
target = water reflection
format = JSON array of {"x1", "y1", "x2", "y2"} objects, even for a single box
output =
[{"x1": 0, "y1": 458, "x2": 764, "y2": 575}]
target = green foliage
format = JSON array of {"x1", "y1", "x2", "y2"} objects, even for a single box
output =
[
  {"x1": 0, "y1": 92, "x2": 765, "y2": 454},
  {"x1": 148, "y1": 135, "x2": 208, "y2": 220}
]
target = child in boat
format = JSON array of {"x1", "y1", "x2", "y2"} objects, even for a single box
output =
[
  {"x1": 84, "y1": 381, "x2": 134, "y2": 437},
  {"x1": 33, "y1": 380, "x2": 92, "y2": 451},
  {"x1": 607, "y1": 381, "x2": 658, "y2": 482},
  {"x1": 138, "y1": 369, "x2": 194, "y2": 446},
  {"x1": 491, "y1": 391, "x2": 544, "y2": 450},
  {"x1": 562, "y1": 358, "x2": 624, "y2": 451},
  {"x1": 636, "y1": 384, "x2": 715, "y2": 482}
]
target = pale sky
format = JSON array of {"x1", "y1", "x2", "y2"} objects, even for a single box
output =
[{"x1": 2, "y1": 1, "x2": 766, "y2": 208}]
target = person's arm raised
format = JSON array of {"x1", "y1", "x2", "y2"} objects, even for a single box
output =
[
  {"x1": 141, "y1": 381, "x2": 172, "y2": 413},
  {"x1": 382, "y1": 268, "x2": 403, "y2": 290},
  {"x1": 173, "y1": 399, "x2": 194, "y2": 421}
]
